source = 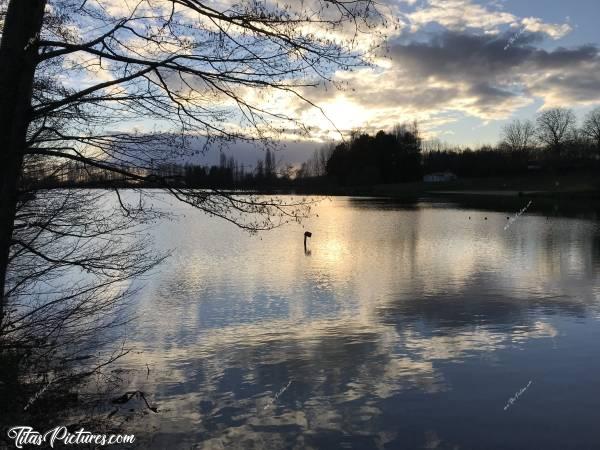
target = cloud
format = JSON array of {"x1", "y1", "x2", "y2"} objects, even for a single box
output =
[
  {"x1": 405, "y1": 0, "x2": 571, "y2": 39},
  {"x1": 386, "y1": 31, "x2": 600, "y2": 109},
  {"x1": 521, "y1": 17, "x2": 571, "y2": 39},
  {"x1": 71, "y1": 0, "x2": 593, "y2": 150},
  {"x1": 288, "y1": 0, "x2": 580, "y2": 140},
  {"x1": 292, "y1": 29, "x2": 600, "y2": 139},
  {"x1": 407, "y1": 0, "x2": 519, "y2": 34}
]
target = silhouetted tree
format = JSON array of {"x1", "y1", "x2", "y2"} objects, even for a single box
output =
[
  {"x1": 583, "y1": 107, "x2": 600, "y2": 155},
  {"x1": 325, "y1": 125, "x2": 422, "y2": 186},
  {"x1": 264, "y1": 149, "x2": 275, "y2": 180},
  {"x1": 0, "y1": 0, "x2": 384, "y2": 425},
  {"x1": 256, "y1": 160, "x2": 265, "y2": 182},
  {"x1": 1, "y1": 187, "x2": 165, "y2": 426},
  {"x1": 501, "y1": 119, "x2": 536, "y2": 152},
  {"x1": 536, "y1": 108, "x2": 577, "y2": 156},
  {"x1": 0, "y1": 0, "x2": 384, "y2": 319}
]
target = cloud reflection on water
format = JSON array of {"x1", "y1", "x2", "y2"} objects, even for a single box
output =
[{"x1": 113, "y1": 196, "x2": 600, "y2": 449}]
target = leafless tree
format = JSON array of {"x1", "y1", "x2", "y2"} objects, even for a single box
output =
[
  {"x1": 582, "y1": 107, "x2": 600, "y2": 154},
  {"x1": 0, "y1": 181, "x2": 167, "y2": 424},
  {"x1": 535, "y1": 108, "x2": 577, "y2": 156},
  {"x1": 0, "y1": 0, "x2": 385, "y2": 418},
  {"x1": 304, "y1": 143, "x2": 335, "y2": 177},
  {"x1": 501, "y1": 119, "x2": 535, "y2": 152},
  {"x1": 421, "y1": 138, "x2": 453, "y2": 154},
  {"x1": 0, "y1": 0, "x2": 384, "y2": 317}
]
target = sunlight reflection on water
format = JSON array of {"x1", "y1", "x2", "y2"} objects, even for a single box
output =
[{"x1": 111, "y1": 196, "x2": 600, "y2": 449}]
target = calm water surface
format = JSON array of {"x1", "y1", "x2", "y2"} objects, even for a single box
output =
[{"x1": 115, "y1": 196, "x2": 600, "y2": 449}]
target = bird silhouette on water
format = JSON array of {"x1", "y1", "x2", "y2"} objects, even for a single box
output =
[{"x1": 304, "y1": 231, "x2": 312, "y2": 255}]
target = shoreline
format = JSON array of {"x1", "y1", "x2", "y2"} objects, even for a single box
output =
[{"x1": 33, "y1": 173, "x2": 600, "y2": 202}]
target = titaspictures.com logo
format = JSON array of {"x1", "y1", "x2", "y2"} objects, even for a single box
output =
[{"x1": 6, "y1": 426, "x2": 135, "y2": 448}]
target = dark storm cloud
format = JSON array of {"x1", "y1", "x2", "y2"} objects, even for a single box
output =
[
  {"x1": 388, "y1": 31, "x2": 599, "y2": 81},
  {"x1": 532, "y1": 71, "x2": 600, "y2": 104},
  {"x1": 341, "y1": 31, "x2": 600, "y2": 116},
  {"x1": 389, "y1": 31, "x2": 539, "y2": 79},
  {"x1": 467, "y1": 83, "x2": 517, "y2": 109}
]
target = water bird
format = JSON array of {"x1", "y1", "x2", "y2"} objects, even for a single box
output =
[{"x1": 304, "y1": 231, "x2": 312, "y2": 253}]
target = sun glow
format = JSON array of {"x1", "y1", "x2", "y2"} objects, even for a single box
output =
[{"x1": 306, "y1": 98, "x2": 375, "y2": 137}]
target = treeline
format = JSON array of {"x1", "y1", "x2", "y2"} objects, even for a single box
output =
[
  {"x1": 422, "y1": 107, "x2": 600, "y2": 178},
  {"x1": 23, "y1": 149, "x2": 296, "y2": 190},
  {"x1": 297, "y1": 122, "x2": 423, "y2": 185},
  {"x1": 172, "y1": 150, "x2": 284, "y2": 188},
  {"x1": 298, "y1": 107, "x2": 600, "y2": 185},
  {"x1": 23, "y1": 107, "x2": 600, "y2": 191},
  {"x1": 328, "y1": 123, "x2": 422, "y2": 185}
]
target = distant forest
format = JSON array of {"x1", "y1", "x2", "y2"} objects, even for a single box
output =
[
  {"x1": 23, "y1": 148, "x2": 293, "y2": 190},
  {"x1": 24, "y1": 106, "x2": 600, "y2": 190},
  {"x1": 297, "y1": 106, "x2": 600, "y2": 185}
]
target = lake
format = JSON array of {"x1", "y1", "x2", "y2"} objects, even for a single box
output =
[{"x1": 111, "y1": 196, "x2": 600, "y2": 449}]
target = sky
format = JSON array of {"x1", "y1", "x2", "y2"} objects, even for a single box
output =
[
  {"x1": 295, "y1": 0, "x2": 600, "y2": 148},
  {"x1": 54, "y1": 0, "x2": 600, "y2": 166},
  {"x1": 202, "y1": 0, "x2": 600, "y2": 165}
]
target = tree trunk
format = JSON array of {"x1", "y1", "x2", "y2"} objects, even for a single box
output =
[{"x1": 0, "y1": 0, "x2": 47, "y2": 323}]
